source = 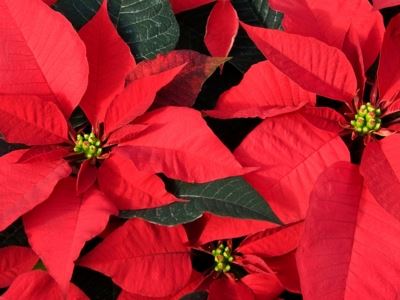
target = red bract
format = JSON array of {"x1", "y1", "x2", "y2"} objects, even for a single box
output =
[
  {"x1": 87, "y1": 216, "x2": 302, "y2": 299},
  {"x1": 206, "y1": 4, "x2": 400, "y2": 222},
  {"x1": 80, "y1": 218, "x2": 192, "y2": 298},
  {"x1": 0, "y1": 0, "x2": 246, "y2": 293},
  {"x1": 297, "y1": 162, "x2": 400, "y2": 299},
  {"x1": 373, "y1": 0, "x2": 400, "y2": 9},
  {"x1": 1, "y1": 270, "x2": 88, "y2": 300},
  {"x1": 0, "y1": 246, "x2": 38, "y2": 288},
  {"x1": 169, "y1": 0, "x2": 239, "y2": 58}
]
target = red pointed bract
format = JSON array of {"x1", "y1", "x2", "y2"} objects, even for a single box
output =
[
  {"x1": 98, "y1": 153, "x2": 177, "y2": 210},
  {"x1": 105, "y1": 124, "x2": 150, "y2": 146},
  {"x1": 238, "y1": 222, "x2": 303, "y2": 258},
  {"x1": 76, "y1": 160, "x2": 98, "y2": 194},
  {"x1": 0, "y1": 96, "x2": 69, "y2": 145},
  {"x1": 373, "y1": 0, "x2": 400, "y2": 9},
  {"x1": 79, "y1": 0, "x2": 135, "y2": 126},
  {"x1": 204, "y1": 0, "x2": 238, "y2": 58},
  {"x1": 128, "y1": 50, "x2": 227, "y2": 107},
  {"x1": 206, "y1": 60, "x2": 315, "y2": 119},
  {"x1": 234, "y1": 113, "x2": 349, "y2": 223},
  {"x1": 104, "y1": 65, "x2": 185, "y2": 136},
  {"x1": 17, "y1": 145, "x2": 69, "y2": 164},
  {"x1": 240, "y1": 22, "x2": 357, "y2": 103},
  {"x1": 378, "y1": 14, "x2": 400, "y2": 104},
  {"x1": 269, "y1": 0, "x2": 384, "y2": 71},
  {"x1": 0, "y1": 246, "x2": 38, "y2": 288},
  {"x1": 1, "y1": 270, "x2": 88, "y2": 300},
  {"x1": 187, "y1": 213, "x2": 277, "y2": 246},
  {"x1": 117, "y1": 106, "x2": 247, "y2": 183},
  {"x1": 241, "y1": 273, "x2": 283, "y2": 300},
  {"x1": 80, "y1": 218, "x2": 192, "y2": 297},
  {"x1": 42, "y1": 0, "x2": 57, "y2": 5},
  {"x1": 299, "y1": 106, "x2": 347, "y2": 134},
  {"x1": 298, "y1": 161, "x2": 400, "y2": 299},
  {"x1": 0, "y1": 0, "x2": 89, "y2": 116},
  {"x1": 208, "y1": 277, "x2": 254, "y2": 300},
  {"x1": 0, "y1": 150, "x2": 71, "y2": 231},
  {"x1": 23, "y1": 178, "x2": 117, "y2": 292},
  {"x1": 118, "y1": 271, "x2": 205, "y2": 300},
  {"x1": 360, "y1": 134, "x2": 400, "y2": 221}
]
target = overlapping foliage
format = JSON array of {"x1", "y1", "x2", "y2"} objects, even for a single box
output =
[{"x1": 1, "y1": 0, "x2": 400, "y2": 299}]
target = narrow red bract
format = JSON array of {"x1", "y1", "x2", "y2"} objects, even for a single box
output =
[{"x1": 80, "y1": 219, "x2": 192, "y2": 297}]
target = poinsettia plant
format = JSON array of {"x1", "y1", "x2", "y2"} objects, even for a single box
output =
[{"x1": 2, "y1": 0, "x2": 400, "y2": 299}]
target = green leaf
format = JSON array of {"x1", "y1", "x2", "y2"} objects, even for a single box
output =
[
  {"x1": 53, "y1": 0, "x2": 102, "y2": 30},
  {"x1": 230, "y1": 0, "x2": 283, "y2": 72},
  {"x1": 120, "y1": 177, "x2": 282, "y2": 226},
  {"x1": 108, "y1": 0, "x2": 180, "y2": 61}
]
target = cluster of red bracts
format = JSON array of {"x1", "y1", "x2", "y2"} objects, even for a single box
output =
[{"x1": 2, "y1": 0, "x2": 400, "y2": 299}]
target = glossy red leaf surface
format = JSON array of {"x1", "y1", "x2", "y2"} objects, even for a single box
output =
[
  {"x1": 42, "y1": 0, "x2": 56, "y2": 5},
  {"x1": 117, "y1": 106, "x2": 247, "y2": 183},
  {"x1": 208, "y1": 277, "x2": 254, "y2": 300},
  {"x1": 270, "y1": 0, "x2": 384, "y2": 71},
  {"x1": 238, "y1": 222, "x2": 303, "y2": 258},
  {"x1": 204, "y1": 0, "x2": 238, "y2": 58},
  {"x1": 373, "y1": 0, "x2": 400, "y2": 9},
  {"x1": 79, "y1": 0, "x2": 135, "y2": 126},
  {"x1": 17, "y1": 145, "x2": 69, "y2": 164},
  {"x1": 105, "y1": 124, "x2": 150, "y2": 146},
  {"x1": 0, "y1": 95, "x2": 69, "y2": 146},
  {"x1": 170, "y1": 0, "x2": 215, "y2": 13},
  {"x1": 80, "y1": 218, "x2": 191, "y2": 297},
  {"x1": 23, "y1": 178, "x2": 117, "y2": 292},
  {"x1": 265, "y1": 251, "x2": 300, "y2": 293},
  {"x1": 0, "y1": 246, "x2": 38, "y2": 288},
  {"x1": 128, "y1": 50, "x2": 227, "y2": 107},
  {"x1": 234, "y1": 113, "x2": 349, "y2": 223},
  {"x1": 104, "y1": 65, "x2": 185, "y2": 136},
  {"x1": 378, "y1": 14, "x2": 400, "y2": 103},
  {"x1": 0, "y1": 0, "x2": 89, "y2": 116},
  {"x1": 118, "y1": 271, "x2": 204, "y2": 300},
  {"x1": 1, "y1": 271, "x2": 88, "y2": 300},
  {"x1": 98, "y1": 153, "x2": 177, "y2": 210},
  {"x1": 241, "y1": 22, "x2": 357, "y2": 103},
  {"x1": 360, "y1": 134, "x2": 400, "y2": 221},
  {"x1": 298, "y1": 161, "x2": 400, "y2": 299},
  {"x1": 76, "y1": 160, "x2": 98, "y2": 194},
  {"x1": 299, "y1": 106, "x2": 347, "y2": 134},
  {"x1": 0, "y1": 150, "x2": 71, "y2": 231},
  {"x1": 241, "y1": 273, "x2": 283, "y2": 300},
  {"x1": 187, "y1": 213, "x2": 277, "y2": 246},
  {"x1": 206, "y1": 60, "x2": 315, "y2": 119}
]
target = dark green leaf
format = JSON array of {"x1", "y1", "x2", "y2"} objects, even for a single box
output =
[
  {"x1": 180, "y1": 291, "x2": 208, "y2": 300},
  {"x1": 120, "y1": 200, "x2": 203, "y2": 226},
  {"x1": 108, "y1": 0, "x2": 180, "y2": 61},
  {"x1": 53, "y1": 0, "x2": 102, "y2": 30},
  {"x1": 230, "y1": 0, "x2": 283, "y2": 72},
  {"x1": 69, "y1": 107, "x2": 89, "y2": 129},
  {"x1": 120, "y1": 177, "x2": 281, "y2": 225}
]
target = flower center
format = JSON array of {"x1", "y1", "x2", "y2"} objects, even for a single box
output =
[
  {"x1": 74, "y1": 132, "x2": 102, "y2": 159},
  {"x1": 350, "y1": 102, "x2": 381, "y2": 135},
  {"x1": 212, "y1": 243, "x2": 234, "y2": 273}
]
